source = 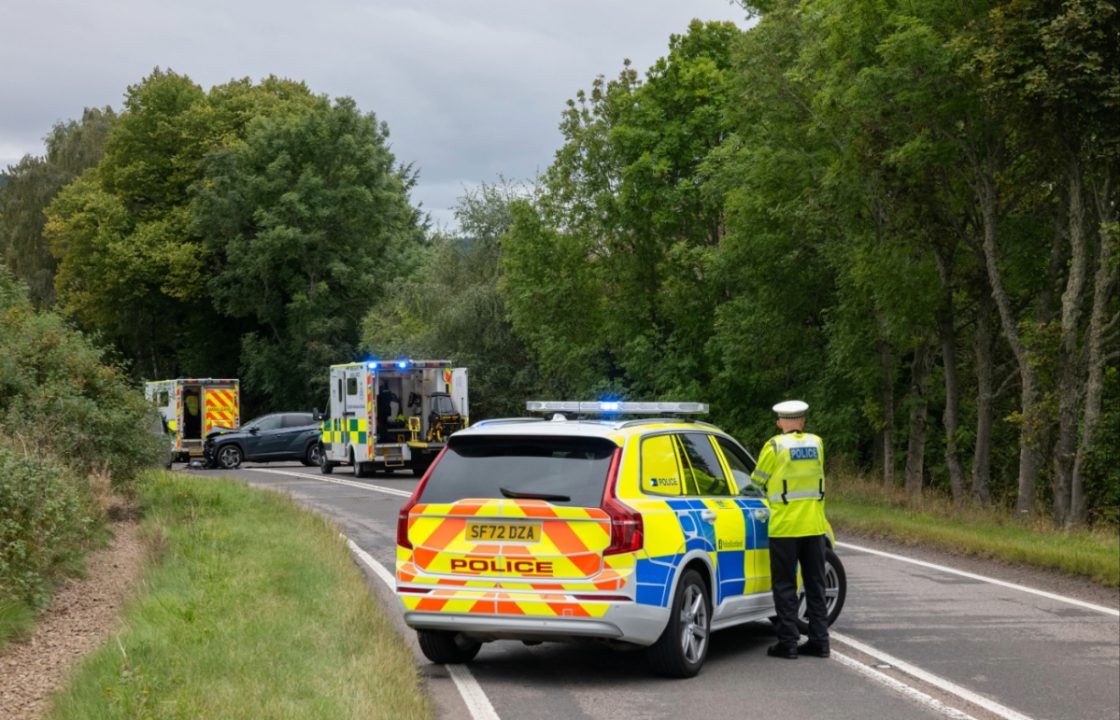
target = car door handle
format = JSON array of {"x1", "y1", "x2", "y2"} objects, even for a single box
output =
[{"x1": 700, "y1": 509, "x2": 717, "y2": 524}]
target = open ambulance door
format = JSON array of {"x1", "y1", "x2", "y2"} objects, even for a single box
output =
[{"x1": 452, "y1": 367, "x2": 469, "y2": 427}]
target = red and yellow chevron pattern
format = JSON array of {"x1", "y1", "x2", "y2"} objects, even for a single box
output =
[
  {"x1": 204, "y1": 388, "x2": 239, "y2": 435},
  {"x1": 397, "y1": 499, "x2": 636, "y2": 618}
]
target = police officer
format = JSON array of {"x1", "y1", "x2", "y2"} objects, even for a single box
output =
[{"x1": 751, "y1": 400, "x2": 830, "y2": 659}]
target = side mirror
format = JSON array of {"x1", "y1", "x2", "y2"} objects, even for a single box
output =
[
  {"x1": 739, "y1": 483, "x2": 765, "y2": 499},
  {"x1": 248, "y1": 426, "x2": 260, "y2": 434},
  {"x1": 313, "y1": 407, "x2": 322, "y2": 421}
]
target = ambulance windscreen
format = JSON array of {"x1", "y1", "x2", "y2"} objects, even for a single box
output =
[{"x1": 419, "y1": 435, "x2": 616, "y2": 508}]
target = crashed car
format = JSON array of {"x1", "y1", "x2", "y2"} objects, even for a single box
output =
[{"x1": 204, "y1": 412, "x2": 322, "y2": 469}]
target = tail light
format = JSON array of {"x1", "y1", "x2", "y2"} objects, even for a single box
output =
[
  {"x1": 601, "y1": 448, "x2": 643, "y2": 555},
  {"x1": 396, "y1": 447, "x2": 446, "y2": 549}
]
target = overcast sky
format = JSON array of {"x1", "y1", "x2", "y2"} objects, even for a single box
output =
[{"x1": 0, "y1": 0, "x2": 747, "y2": 229}]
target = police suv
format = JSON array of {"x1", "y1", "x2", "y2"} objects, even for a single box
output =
[{"x1": 395, "y1": 401, "x2": 847, "y2": 677}]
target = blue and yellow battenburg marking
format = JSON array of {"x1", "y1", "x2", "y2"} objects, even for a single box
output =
[{"x1": 632, "y1": 497, "x2": 770, "y2": 607}]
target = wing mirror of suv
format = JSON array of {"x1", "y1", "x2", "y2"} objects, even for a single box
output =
[{"x1": 738, "y1": 482, "x2": 766, "y2": 499}]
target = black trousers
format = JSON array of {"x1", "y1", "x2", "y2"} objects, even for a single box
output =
[{"x1": 769, "y1": 535, "x2": 829, "y2": 650}]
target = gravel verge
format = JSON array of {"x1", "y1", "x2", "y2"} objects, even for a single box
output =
[{"x1": 0, "y1": 510, "x2": 146, "y2": 720}]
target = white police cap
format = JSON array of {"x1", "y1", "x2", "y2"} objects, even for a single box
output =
[{"x1": 772, "y1": 400, "x2": 809, "y2": 418}]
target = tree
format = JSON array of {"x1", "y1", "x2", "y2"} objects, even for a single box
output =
[
  {"x1": 196, "y1": 96, "x2": 422, "y2": 409},
  {"x1": 363, "y1": 180, "x2": 541, "y2": 419},
  {"x1": 0, "y1": 107, "x2": 115, "y2": 307}
]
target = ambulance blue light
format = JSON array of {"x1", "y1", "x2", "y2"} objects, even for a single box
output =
[
  {"x1": 600, "y1": 401, "x2": 621, "y2": 412},
  {"x1": 368, "y1": 361, "x2": 379, "y2": 369},
  {"x1": 397, "y1": 360, "x2": 410, "y2": 369}
]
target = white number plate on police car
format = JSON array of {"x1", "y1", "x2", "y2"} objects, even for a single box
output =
[{"x1": 466, "y1": 522, "x2": 541, "y2": 542}]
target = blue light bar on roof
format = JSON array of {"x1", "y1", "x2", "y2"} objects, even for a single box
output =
[{"x1": 526, "y1": 401, "x2": 709, "y2": 415}]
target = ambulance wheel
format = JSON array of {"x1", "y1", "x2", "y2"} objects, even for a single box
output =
[
  {"x1": 355, "y1": 461, "x2": 374, "y2": 478},
  {"x1": 797, "y1": 546, "x2": 847, "y2": 633},
  {"x1": 416, "y1": 630, "x2": 481, "y2": 665},
  {"x1": 216, "y1": 444, "x2": 243, "y2": 470},
  {"x1": 647, "y1": 568, "x2": 710, "y2": 678}
]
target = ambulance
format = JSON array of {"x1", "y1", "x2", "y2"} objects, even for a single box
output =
[
  {"x1": 145, "y1": 378, "x2": 240, "y2": 463},
  {"x1": 320, "y1": 360, "x2": 468, "y2": 476}
]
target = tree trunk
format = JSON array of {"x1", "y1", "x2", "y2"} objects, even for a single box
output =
[
  {"x1": 976, "y1": 168, "x2": 1043, "y2": 516},
  {"x1": 1072, "y1": 175, "x2": 1118, "y2": 527},
  {"x1": 934, "y1": 247, "x2": 965, "y2": 504},
  {"x1": 971, "y1": 288, "x2": 995, "y2": 504},
  {"x1": 1053, "y1": 165, "x2": 1090, "y2": 527},
  {"x1": 904, "y1": 340, "x2": 932, "y2": 497},
  {"x1": 877, "y1": 332, "x2": 895, "y2": 487}
]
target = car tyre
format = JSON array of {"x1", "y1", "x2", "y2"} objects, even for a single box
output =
[
  {"x1": 797, "y1": 546, "x2": 847, "y2": 633},
  {"x1": 647, "y1": 568, "x2": 710, "y2": 678},
  {"x1": 355, "y1": 461, "x2": 374, "y2": 478},
  {"x1": 302, "y1": 442, "x2": 321, "y2": 467},
  {"x1": 216, "y1": 444, "x2": 243, "y2": 470},
  {"x1": 416, "y1": 630, "x2": 481, "y2": 665}
]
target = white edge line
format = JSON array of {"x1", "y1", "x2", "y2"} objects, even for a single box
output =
[
  {"x1": 344, "y1": 536, "x2": 501, "y2": 720},
  {"x1": 832, "y1": 651, "x2": 980, "y2": 720},
  {"x1": 833, "y1": 632, "x2": 1035, "y2": 720},
  {"x1": 248, "y1": 467, "x2": 413, "y2": 497},
  {"x1": 838, "y1": 541, "x2": 1119, "y2": 618}
]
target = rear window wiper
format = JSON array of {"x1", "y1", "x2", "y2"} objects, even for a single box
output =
[{"x1": 499, "y1": 487, "x2": 571, "y2": 502}]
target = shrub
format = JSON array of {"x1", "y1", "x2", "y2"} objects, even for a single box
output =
[
  {"x1": 0, "y1": 269, "x2": 164, "y2": 490},
  {"x1": 0, "y1": 446, "x2": 95, "y2": 607}
]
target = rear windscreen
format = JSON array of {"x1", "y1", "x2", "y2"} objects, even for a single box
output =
[{"x1": 419, "y1": 435, "x2": 617, "y2": 508}]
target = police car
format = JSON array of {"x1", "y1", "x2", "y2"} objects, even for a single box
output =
[{"x1": 395, "y1": 401, "x2": 847, "y2": 677}]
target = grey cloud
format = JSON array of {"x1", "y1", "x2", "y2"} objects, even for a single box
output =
[{"x1": 1, "y1": 0, "x2": 746, "y2": 225}]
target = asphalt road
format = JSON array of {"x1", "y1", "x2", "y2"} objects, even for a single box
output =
[{"x1": 196, "y1": 462, "x2": 1120, "y2": 720}]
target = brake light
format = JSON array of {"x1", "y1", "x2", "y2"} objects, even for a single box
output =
[
  {"x1": 601, "y1": 448, "x2": 642, "y2": 555},
  {"x1": 396, "y1": 446, "x2": 447, "y2": 549}
]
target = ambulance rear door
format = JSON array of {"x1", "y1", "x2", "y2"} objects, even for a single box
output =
[{"x1": 451, "y1": 367, "x2": 469, "y2": 427}]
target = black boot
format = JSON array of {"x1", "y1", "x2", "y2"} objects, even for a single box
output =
[
  {"x1": 767, "y1": 642, "x2": 798, "y2": 659},
  {"x1": 797, "y1": 641, "x2": 830, "y2": 658}
]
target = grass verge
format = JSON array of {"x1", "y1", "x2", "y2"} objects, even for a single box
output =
[
  {"x1": 49, "y1": 471, "x2": 431, "y2": 720},
  {"x1": 829, "y1": 475, "x2": 1120, "y2": 589}
]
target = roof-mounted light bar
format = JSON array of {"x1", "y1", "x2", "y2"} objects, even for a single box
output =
[{"x1": 525, "y1": 401, "x2": 709, "y2": 415}]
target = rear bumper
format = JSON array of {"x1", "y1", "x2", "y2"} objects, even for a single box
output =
[{"x1": 400, "y1": 594, "x2": 668, "y2": 646}]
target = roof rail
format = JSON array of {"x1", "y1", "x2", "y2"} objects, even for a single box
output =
[{"x1": 470, "y1": 417, "x2": 546, "y2": 428}]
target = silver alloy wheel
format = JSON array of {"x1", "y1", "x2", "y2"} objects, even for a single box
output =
[
  {"x1": 218, "y1": 445, "x2": 242, "y2": 469},
  {"x1": 798, "y1": 559, "x2": 840, "y2": 618},
  {"x1": 307, "y1": 443, "x2": 321, "y2": 466},
  {"x1": 679, "y1": 584, "x2": 709, "y2": 664}
]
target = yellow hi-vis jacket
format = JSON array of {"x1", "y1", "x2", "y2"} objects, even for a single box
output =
[{"x1": 750, "y1": 432, "x2": 828, "y2": 538}]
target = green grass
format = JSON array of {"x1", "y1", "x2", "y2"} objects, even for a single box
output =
[
  {"x1": 49, "y1": 472, "x2": 431, "y2": 720},
  {"x1": 0, "y1": 599, "x2": 36, "y2": 650},
  {"x1": 829, "y1": 475, "x2": 1120, "y2": 589}
]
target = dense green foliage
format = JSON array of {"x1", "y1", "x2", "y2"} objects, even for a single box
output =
[
  {"x1": 50, "y1": 473, "x2": 431, "y2": 720},
  {"x1": 0, "y1": 269, "x2": 162, "y2": 633},
  {"x1": 0, "y1": 449, "x2": 91, "y2": 609},
  {"x1": 24, "y1": 70, "x2": 422, "y2": 412},
  {"x1": 1, "y1": 5, "x2": 1114, "y2": 525},
  {"x1": 379, "y1": 8, "x2": 1118, "y2": 526},
  {"x1": 0, "y1": 107, "x2": 115, "y2": 307}
]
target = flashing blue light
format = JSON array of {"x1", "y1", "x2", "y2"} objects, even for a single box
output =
[
  {"x1": 367, "y1": 361, "x2": 379, "y2": 369},
  {"x1": 397, "y1": 359, "x2": 410, "y2": 369},
  {"x1": 600, "y1": 401, "x2": 621, "y2": 412}
]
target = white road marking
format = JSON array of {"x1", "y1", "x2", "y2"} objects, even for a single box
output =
[
  {"x1": 344, "y1": 536, "x2": 501, "y2": 720},
  {"x1": 833, "y1": 632, "x2": 1035, "y2": 720},
  {"x1": 248, "y1": 467, "x2": 413, "y2": 497},
  {"x1": 837, "y1": 541, "x2": 1119, "y2": 617},
  {"x1": 832, "y1": 651, "x2": 980, "y2": 720}
]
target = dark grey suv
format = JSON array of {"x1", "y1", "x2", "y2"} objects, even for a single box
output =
[{"x1": 204, "y1": 412, "x2": 321, "y2": 469}]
